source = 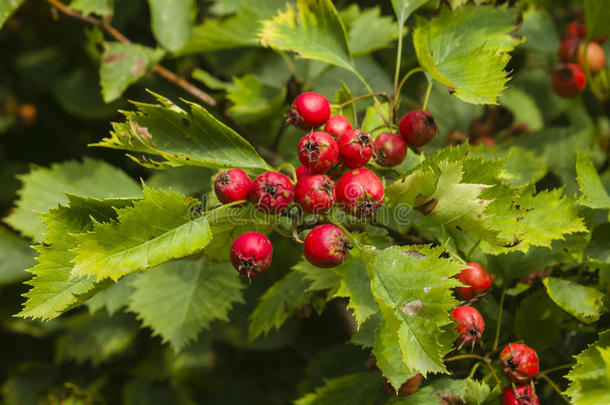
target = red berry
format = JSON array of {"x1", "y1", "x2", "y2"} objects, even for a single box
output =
[
  {"x1": 335, "y1": 168, "x2": 384, "y2": 217},
  {"x1": 565, "y1": 22, "x2": 586, "y2": 38},
  {"x1": 304, "y1": 224, "x2": 351, "y2": 268},
  {"x1": 456, "y1": 262, "x2": 493, "y2": 300},
  {"x1": 499, "y1": 343, "x2": 540, "y2": 383},
  {"x1": 295, "y1": 174, "x2": 335, "y2": 214},
  {"x1": 373, "y1": 132, "x2": 407, "y2": 167},
  {"x1": 296, "y1": 165, "x2": 311, "y2": 180},
  {"x1": 324, "y1": 114, "x2": 352, "y2": 137},
  {"x1": 337, "y1": 128, "x2": 373, "y2": 168},
  {"x1": 577, "y1": 41, "x2": 606, "y2": 74},
  {"x1": 382, "y1": 374, "x2": 423, "y2": 396},
  {"x1": 502, "y1": 385, "x2": 539, "y2": 405},
  {"x1": 451, "y1": 305, "x2": 485, "y2": 349},
  {"x1": 287, "y1": 92, "x2": 331, "y2": 130},
  {"x1": 473, "y1": 136, "x2": 496, "y2": 147},
  {"x1": 399, "y1": 110, "x2": 438, "y2": 148},
  {"x1": 214, "y1": 168, "x2": 253, "y2": 204},
  {"x1": 249, "y1": 171, "x2": 294, "y2": 214},
  {"x1": 298, "y1": 131, "x2": 339, "y2": 173},
  {"x1": 558, "y1": 35, "x2": 582, "y2": 62},
  {"x1": 230, "y1": 232, "x2": 273, "y2": 277},
  {"x1": 552, "y1": 63, "x2": 587, "y2": 98}
]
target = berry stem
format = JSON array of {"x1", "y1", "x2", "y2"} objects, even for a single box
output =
[
  {"x1": 492, "y1": 286, "x2": 507, "y2": 351},
  {"x1": 422, "y1": 80, "x2": 434, "y2": 111},
  {"x1": 395, "y1": 67, "x2": 425, "y2": 105},
  {"x1": 336, "y1": 92, "x2": 393, "y2": 109},
  {"x1": 270, "y1": 224, "x2": 292, "y2": 239},
  {"x1": 275, "y1": 162, "x2": 297, "y2": 184},
  {"x1": 393, "y1": 21, "x2": 405, "y2": 101},
  {"x1": 352, "y1": 71, "x2": 393, "y2": 126},
  {"x1": 328, "y1": 219, "x2": 363, "y2": 249},
  {"x1": 540, "y1": 364, "x2": 575, "y2": 374},
  {"x1": 538, "y1": 373, "x2": 571, "y2": 404},
  {"x1": 205, "y1": 199, "x2": 247, "y2": 215},
  {"x1": 466, "y1": 238, "x2": 481, "y2": 259},
  {"x1": 445, "y1": 354, "x2": 501, "y2": 385}
]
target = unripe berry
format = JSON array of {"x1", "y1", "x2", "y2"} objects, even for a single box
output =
[
  {"x1": 451, "y1": 305, "x2": 485, "y2": 349},
  {"x1": 249, "y1": 171, "x2": 294, "y2": 214},
  {"x1": 499, "y1": 343, "x2": 540, "y2": 383},
  {"x1": 577, "y1": 41, "x2": 606, "y2": 74},
  {"x1": 214, "y1": 168, "x2": 253, "y2": 204},
  {"x1": 296, "y1": 165, "x2": 311, "y2": 180},
  {"x1": 295, "y1": 174, "x2": 335, "y2": 214},
  {"x1": 382, "y1": 374, "x2": 423, "y2": 397},
  {"x1": 230, "y1": 232, "x2": 273, "y2": 277},
  {"x1": 337, "y1": 128, "x2": 373, "y2": 168},
  {"x1": 373, "y1": 132, "x2": 407, "y2": 167},
  {"x1": 552, "y1": 64, "x2": 586, "y2": 98},
  {"x1": 335, "y1": 168, "x2": 384, "y2": 217},
  {"x1": 502, "y1": 385, "x2": 539, "y2": 405},
  {"x1": 287, "y1": 92, "x2": 331, "y2": 130},
  {"x1": 298, "y1": 131, "x2": 339, "y2": 173},
  {"x1": 399, "y1": 110, "x2": 438, "y2": 148},
  {"x1": 324, "y1": 114, "x2": 352, "y2": 137},
  {"x1": 456, "y1": 262, "x2": 493, "y2": 300},
  {"x1": 304, "y1": 224, "x2": 350, "y2": 268}
]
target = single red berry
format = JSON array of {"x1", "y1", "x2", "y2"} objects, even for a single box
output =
[
  {"x1": 214, "y1": 168, "x2": 253, "y2": 204},
  {"x1": 230, "y1": 232, "x2": 273, "y2": 277},
  {"x1": 337, "y1": 128, "x2": 373, "y2": 168},
  {"x1": 499, "y1": 343, "x2": 540, "y2": 383},
  {"x1": 577, "y1": 41, "x2": 606, "y2": 74},
  {"x1": 296, "y1": 165, "x2": 311, "y2": 180},
  {"x1": 295, "y1": 174, "x2": 335, "y2": 214},
  {"x1": 552, "y1": 63, "x2": 587, "y2": 98},
  {"x1": 502, "y1": 385, "x2": 539, "y2": 405},
  {"x1": 304, "y1": 224, "x2": 351, "y2": 268},
  {"x1": 373, "y1": 132, "x2": 407, "y2": 167},
  {"x1": 324, "y1": 114, "x2": 352, "y2": 137},
  {"x1": 399, "y1": 110, "x2": 438, "y2": 148},
  {"x1": 298, "y1": 131, "x2": 339, "y2": 173},
  {"x1": 473, "y1": 136, "x2": 496, "y2": 147},
  {"x1": 565, "y1": 21, "x2": 586, "y2": 38},
  {"x1": 335, "y1": 168, "x2": 384, "y2": 217},
  {"x1": 558, "y1": 35, "x2": 582, "y2": 62},
  {"x1": 451, "y1": 305, "x2": 485, "y2": 349},
  {"x1": 287, "y1": 92, "x2": 331, "y2": 130},
  {"x1": 382, "y1": 374, "x2": 423, "y2": 396},
  {"x1": 456, "y1": 262, "x2": 493, "y2": 300},
  {"x1": 249, "y1": 171, "x2": 294, "y2": 214}
]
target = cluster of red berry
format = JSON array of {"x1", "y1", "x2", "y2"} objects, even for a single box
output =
[
  {"x1": 552, "y1": 19, "x2": 606, "y2": 98},
  {"x1": 216, "y1": 92, "x2": 438, "y2": 277}
]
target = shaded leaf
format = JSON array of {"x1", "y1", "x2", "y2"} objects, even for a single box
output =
[
  {"x1": 566, "y1": 330, "x2": 610, "y2": 404},
  {"x1": 584, "y1": 0, "x2": 610, "y2": 42},
  {"x1": 69, "y1": 0, "x2": 113, "y2": 16},
  {"x1": 147, "y1": 0, "x2": 195, "y2": 51},
  {"x1": 543, "y1": 277, "x2": 604, "y2": 324},
  {"x1": 0, "y1": 226, "x2": 35, "y2": 285},
  {"x1": 295, "y1": 372, "x2": 386, "y2": 405},
  {"x1": 576, "y1": 153, "x2": 610, "y2": 209},
  {"x1": 0, "y1": 0, "x2": 25, "y2": 28}
]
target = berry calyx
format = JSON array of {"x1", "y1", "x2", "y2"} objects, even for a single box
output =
[
  {"x1": 298, "y1": 131, "x2": 339, "y2": 173},
  {"x1": 399, "y1": 110, "x2": 439, "y2": 148},
  {"x1": 502, "y1": 385, "x2": 539, "y2": 405},
  {"x1": 552, "y1": 63, "x2": 587, "y2": 98},
  {"x1": 287, "y1": 92, "x2": 331, "y2": 130},
  {"x1": 324, "y1": 114, "x2": 352, "y2": 137},
  {"x1": 296, "y1": 165, "x2": 312, "y2": 180},
  {"x1": 214, "y1": 168, "x2": 253, "y2": 204},
  {"x1": 304, "y1": 224, "x2": 351, "y2": 268},
  {"x1": 373, "y1": 132, "x2": 407, "y2": 167},
  {"x1": 577, "y1": 41, "x2": 606, "y2": 74},
  {"x1": 295, "y1": 174, "x2": 336, "y2": 214},
  {"x1": 451, "y1": 305, "x2": 485, "y2": 349},
  {"x1": 456, "y1": 262, "x2": 493, "y2": 300},
  {"x1": 337, "y1": 128, "x2": 373, "y2": 168},
  {"x1": 249, "y1": 171, "x2": 294, "y2": 214},
  {"x1": 382, "y1": 374, "x2": 423, "y2": 397},
  {"x1": 335, "y1": 168, "x2": 385, "y2": 217},
  {"x1": 499, "y1": 343, "x2": 540, "y2": 383},
  {"x1": 230, "y1": 232, "x2": 273, "y2": 277}
]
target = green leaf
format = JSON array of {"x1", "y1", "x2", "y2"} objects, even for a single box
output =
[
  {"x1": 227, "y1": 74, "x2": 286, "y2": 123},
  {"x1": 391, "y1": 0, "x2": 429, "y2": 27},
  {"x1": 127, "y1": 257, "x2": 244, "y2": 351},
  {"x1": 295, "y1": 372, "x2": 386, "y2": 405},
  {"x1": 584, "y1": 0, "x2": 610, "y2": 42},
  {"x1": 294, "y1": 259, "x2": 341, "y2": 294},
  {"x1": 259, "y1": 0, "x2": 354, "y2": 72},
  {"x1": 576, "y1": 153, "x2": 610, "y2": 209},
  {"x1": 515, "y1": 6, "x2": 559, "y2": 55},
  {"x1": 333, "y1": 252, "x2": 378, "y2": 327},
  {"x1": 100, "y1": 42, "x2": 164, "y2": 102},
  {"x1": 373, "y1": 318, "x2": 416, "y2": 390},
  {"x1": 4, "y1": 158, "x2": 141, "y2": 242},
  {"x1": 514, "y1": 290, "x2": 566, "y2": 353},
  {"x1": 71, "y1": 186, "x2": 212, "y2": 282},
  {"x1": 543, "y1": 277, "x2": 605, "y2": 324},
  {"x1": 69, "y1": 0, "x2": 113, "y2": 16},
  {"x1": 0, "y1": 226, "x2": 35, "y2": 285},
  {"x1": 0, "y1": 0, "x2": 24, "y2": 28},
  {"x1": 95, "y1": 92, "x2": 271, "y2": 171},
  {"x1": 342, "y1": 5, "x2": 399, "y2": 56},
  {"x1": 390, "y1": 377, "x2": 490, "y2": 404},
  {"x1": 566, "y1": 330, "x2": 610, "y2": 404},
  {"x1": 87, "y1": 275, "x2": 135, "y2": 316},
  {"x1": 147, "y1": 0, "x2": 195, "y2": 51},
  {"x1": 413, "y1": 5, "x2": 522, "y2": 104}
]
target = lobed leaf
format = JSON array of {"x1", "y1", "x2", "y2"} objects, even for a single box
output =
[
  {"x1": 576, "y1": 153, "x2": 610, "y2": 209},
  {"x1": 566, "y1": 330, "x2": 610, "y2": 404}
]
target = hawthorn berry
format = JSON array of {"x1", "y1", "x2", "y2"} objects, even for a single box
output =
[
  {"x1": 214, "y1": 168, "x2": 252, "y2": 204},
  {"x1": 373, "y1": 132, "x2": 407, "y2": 167},
  {"x1": 335, "y1": 168, "x2": 384, "y2": 217},
  {"x1": 552, "y1": 64, "x2": 586, "y2": 98},
  {"x1": 294, "y1": 174, "x2": 335, "y2": 214},
  {"x1": 304, "y1": 224, "x2": 350, "y2": 268},
  {"x1": 558, "y1": 35, "x2": 582, "y2": 63},
  {"x1": 499, "y1": 343, "x2": 540, "y2": 383},
  {"x1": 337, "y1": 128, "x2": 373, "y2": 168},
  {"x1": 399, "y1": 110, "x2": 438, "y2": 148},
  {"x1": 456, "y1": 262, "x2": 493, "y2": 300},
  {"x1": 577, "y1": 41, "x2": 606, "y2": 74},
  {"x1": 451, "y1": 305, "x2": 485, "y2": 349},
  {"x1": 287, "y1": 92, "x2": 331, "y2": 130},
  {"x1": 324, "y1": 114, "x2": 352, "y2": 137},
  {"x1": 565, "y1": 21, "x2": 586, "y2": 38},
  {"x1": 230, "y1": 232, "x2": 273, "y2": 277},
  {"x1": 249, "y1": 171, "x2": 294, "y2": 214},
  {"x1": 298, "y1": 131, "x2": 339, "y2": 173},
  {"x1": 295, "y1": 165, "x2": 311, "y2": 180},
  {"x1": 382, "y1": 374, "x2": 423, "y2": 397},
  {"x1": 502, "y1": 385, "x2": 539, "y2": 405}
]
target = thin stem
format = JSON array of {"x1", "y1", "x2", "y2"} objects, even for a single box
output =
[
  {"x1": 204, "y1": 200, "x2": 246, "y2": 215},
  {"x1": 271, "y1": 224, "x2": 292, "y2": 239},
  {"x1": 352, "y1": 71, "x2": 393, "y2": 127},
  {"x1": 275, "y1": 162, "x2": 297, "y2": 184},
  {"x1": 329, "y1": 219, "x2": 363, "y2": 249},
  {"x1": 445, "y1": 354, "x2": 501, "y2": 385},
  {"x1": 395, "y1": 67, "x2": 425, "y2": 104},
  {"x1": 541, "y1": 364, "x2": 575, "y2": 374},
  {"x1": 493, "y1": 286, "x2": 507, "y2": 351},
  {"x1": 468, "y1": 362, "x2": 481, "y2": 379},
  {"x1": 336, "y1": 93, "x2": 391, "y2": 109},
  {"x1": 466, "y1": 239, "x2": 481, "y2": 259},
  {"x1": 422, "y1": 80, "x2": 434, "y2": 110},
  {"x1": 538, "y1": 373, "x2": 571, "y2": 404},
  {"x1": 393, "y1": 24, "x2": 404, "y2": 100}
]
